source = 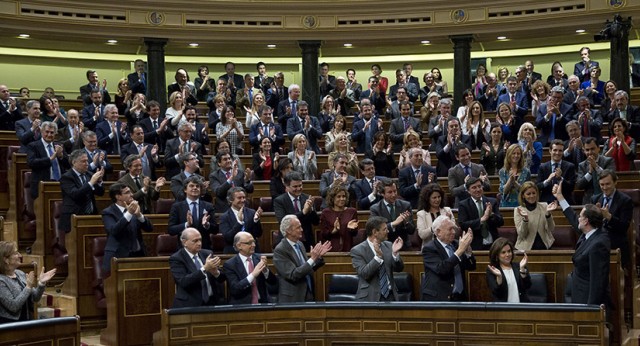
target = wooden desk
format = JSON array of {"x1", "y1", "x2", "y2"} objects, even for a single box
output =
[{"x1": 0, "y1": 315, "x2": 80, "y2": 346}]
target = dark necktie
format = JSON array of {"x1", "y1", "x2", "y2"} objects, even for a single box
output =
[
  {"x1": 80, "y1": 174, "x2": 94, "y2": 214},
  {"x1": 445, "y1": 244, "x2": 463, "y2": 294},
  {"x1": 464, "y1": 166, "x2": 471, "y2": 176},
  {"x1": 134, "y1": 176, "x2": 142, "y2": 189},
  {"x1": 378, "y1": 260, "x2": 390, "y2": 298},
  {"x1": 293, "y1": 243, "x2": 313, "y2": 293},
  {"x1": 191, "y1": 201, "x2": 198, "y2": 221},
  {"x1": 47, "y1": 144, "x2": 61, "y2": 181},
  {"x1": 153, "y1": 120, "x2": 158, "y2": 130},
  {"x1": 293, "y1": 198, "x2": 300, "y2": 212},
  {"x1": 576, "y1": 234, "x2": 586, "y2": 249},
  {"x1": 388, "y1": 203, "x2": 396, "y2": 220}
]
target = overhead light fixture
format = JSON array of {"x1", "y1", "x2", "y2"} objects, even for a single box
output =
[
  {"x1": 421, "y1": 40, "x2": 431, "y2": 44},
  {"x1": 188, "y1": 43, "x2": 199, "y2": 47},
  {"x1": 576, "y1": 29, "x2": 586, "y2": 33},
  {"x1": 107, "y1": 39, "x2": 118, "y2": 44},
  {"x1": 343, "y1": 43, "x2": 353, "y2": 47},
  {"x1": 497, "y1": 36, "x2": 507, "y2": 40},
  {"x1": 18, "y1": 34, "x2": 30, "y2": 39},
  {"x1": 267, "y1": 44, "x2": 276, "y2": 48}
]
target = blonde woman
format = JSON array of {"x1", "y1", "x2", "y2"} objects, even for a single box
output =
[
  {"x1": 499, "y1": 143, "x2": 531, "y2": 207},
  {"x1": 287, "y1": 134, "x2": 317, "y2": 180},
  {"x1": 328, "y1": 132, "x2": 359, "y2": 177},
  {"x1": 166, "y1": 91, "x2": 185, "y2": 128},
  {"x1": 514, "y1": 182, "x2": 556, "y2": 250},
  {"x1": 398, "y1": 129, "x2": 431, "y2": 170},
  {"x1": 245, "y1": 92, "x2": 266, "y2": 129}
]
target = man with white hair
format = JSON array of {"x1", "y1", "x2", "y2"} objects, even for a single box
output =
[
  {"x1": 96, "y1": 104, "x2": 129, "y2": 155},
  {"x1": 328, "y1": 76, "x2": 356, "y2": 117},
  {"x1": 163, "y1": 121, "x2": 205, "y2": 179},
  {"x1": 273, "y1": 214, "x2": 331, "y2": 303},
  {"x1": 276, "y1": 83, "x2": 301, "y2": 129}
]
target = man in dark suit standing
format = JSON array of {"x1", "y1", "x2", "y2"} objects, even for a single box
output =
[
  {"x1": 273, "y1": 172, "x2": 319, "y2": 251},
  {"x1": 346, "y1": 68, "x2": 362, "y2": 101},
  {"x1": 139, "y1": 101, "x2": 171, "y2": 152},
  {"x1": 388, "y1": 69, "x2": 418, "y2": 103},
  {"x1": 78, "y1": 131, "x2": 113, "y2": 176},
  {"x1": 350, "y1": 216, "x2": 404, "y2": 301},
  {"x1": 447, "y1": 145, "x2": 490, "y2": 207},
  {"x1": 167, "y1": 68, "x2": 198, "y2": 106},
  {"x1": 389, "y1": 101, "x2": 421, "y2": 152},
  {"x1": 0, "y1": 85, "x2": 24, "y2": 130},
  {"x1": 220, "y1": 187, "x2": 263, "y2": 254},
  {"x1": 353, "y1": 159, "x2": 384, "y2": 209},
  {"x1": 607, "y1": 90, "x2": 640, "y2": 139},
  {"x1": 96, "y1": 104, "x2": 129, "y2": 155},
  {"x1": 351, "y1": 100, "x2": 382, "y2": 154},
  {"x1": 120, "y1": 125, "x2": 162, "y2": 180},
  {"x1": 219, "y1": 61, "x2": 245, "y2": 90},
  {"x1": 574, "y1": 47, "x2": 599, "y2": 83},
  {"x1": 319, "y1": 62, "x2": 337, "y2": 99},
  {"x1": 553, "y1": 183, "x2": 611, "y2": 309},
  {"x1": 435, "y1": 118, "x2": 474, "y2": 176},
  {"x1": 359, "y1": 76, "x2": 386, "y2": 116},
  {"x1": 370, "y1": 179, "x2": 415, "y2": 250},
  {"x1": 59, "y1": 149, "x2": 105, "y2": 233},
  {"x1": 458, "y1": 177, "x2": 504, "y2": 250},
  {"x1": 223, "y1": 231, "x2": 276, "y2": 304},
  {"x1": 127, "y1": 59, "x2": 147, "y2": 97},
  {"x1": 57, "y1": 109, "x2": 83, "y2": 154},
  {"x1": 536, "y1": 86, "x2": 572, "y2": 146},
  {"x1": 265, "y1": 72, "x2": 287, "y2": 114},
  {"x1": 26, "y1": 121, "x2": 69, "y2": 199},
  {"x1": 576, "y1": 138, "x2": 615, "y2": 204},
  {"x1": 398, "y1": 147, "x2": 436, "y2": 209},
  {"x1": 403, "y1": 62, "x2": 421, "y2": 91},
  {"x1": 168, "y1": 176, "x2": 216, "y2": 251},
  {"x1": 536, "y1": 140, "x2": 576, "y2": 204},
  {"x1": 248, "y1": 105, "x2": 285, "y2": 154},
  {"x1": 524, "y1": 60, "x2": 543, "y2": 85},
  {"x1": 164, "y1": 121, "x2": 205, "y2": 179},
  {"x1": 255, "y1": 62, "x2": 274, "y2": 94},
  {"x1": 563, "y1": 121, "x2": 588, "y2": 166},
  {"x1": 170, "y1": 152, "x2": 210, "y2": 202},
  {"x1": 568, "y1": 97, "x2": 603, "y2": 144},
  {"x1": 497, "y1": 76, "x2": 529, "y2": 119},
  {"x1": 286, "y1": 100, "x2": 323, "y2": 154},
  {"x1": 421, "y1": 215, "x2": 476, "y2": 301},
  {"x1": 210, "y1": 151, "x2": 254, "y2": 213},
  {"x1": 118, "y1": 154, "x2": 165, "y2": 214},
  {"x1": 101, "y1": 183, "x2": 153, "y2": 273},
  {"x1": 16, "y1": 100, "x2": 42, "y2": 153},
  {"x1": 81, "y1": 90, "x2": 105, "y2": 131},
  {"x1": 169, "y1": 228, "x2": 225, "y2": 308},
  {"x1": 273, "y1": 215, "x2": 331, "y2": 303},
  {"x1": 79, "y1": 69, "x2": 111, "y2": 107},
  {"x1": 318, "y1": 153, "x2": 356, "y2": 209}
]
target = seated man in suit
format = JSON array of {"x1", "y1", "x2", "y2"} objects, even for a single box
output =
[
  {"x1": 421, "y1": 215, "x2": 476, "y2": 301},
  {"x1": 535, "y1": 86, "x2": 572, "y2": 146},
  {"x1": 57, "y1": 109, "x2": 84, "y2": 154},
  {"x1": 249, "y1": 105, "x2": 285, "y2": 154},
  {"x1": 96, "y1": 104, "x2": 129, "y2": 155},
  {"x1": 319, "y1": 153, "x2": 356, "y2": 209},
  {"x1": 220, "y1": 187, "x2": 263, "y2": 254},
  {"x1": 497, "y1": 76, "x2": 528, "y2": 119},
  {"x1": 16, "y1": 100, "x2": 42, "y2": 153},
  {"x1": 210, "y1": 151, "x2": 254, "y2": 213},
  {"x1": 168, "y1": 176, "x2": 216, "y2": 251},
  {"x1": 458, "y1": 177, "x2": 504, "y2": 250},
  {"x1": 26, "y1": 121, "x2": 69, "y2": 199},
  {"x1": 274, "y1": 172, "x2": 319, "y2": 250},
  {"x1": 0, "y1": 84, "x2": 23, "y2": 131},
  {"x1": 389, "y1": 101, "x2": 421, "y2": 152},
  {"x1": 576, "y1": 137, "x2": 615, "y2": 204},
  {"x1": 273, "y1": 214, "x2": 331, "y2": 303},
  {"x1": 101, "y1": 183, "x2": 153, "y2": 273},
  {"x1": 435, "y1": 117, "x2": 473, "y2": 176},
  {"x1": 118, "y1": 154, "x2": 165, "y2": 214},
  {"x1": 370, "y1": 179, "x2": 415, "y2": 250},
  {"x1": 120, "y1": 125, "x2": 162, "y2": 180},
  {"x1": 59, "y1": 149, "x2": 105, "y2": 233},
  {"x1": 350, "y1": 216, "x2": 404, "y2": 301},
  {"x1": 399, "y1": 147, "x2": 436, "y2": 209},
  {"x1": 447, "y1": 144, "x2": 490, "y2": 208},
  {"x1": 127, "y1": 59, "x2": 146, "y2": 97},
  {"x1": 164, "y1": 121, "x2": 205, "y2": 179},
  {"x1": 170, "y1": 152, "x2": 210, "y2": 202},
  {"x1": 351, "y1": 99, "x2": 382, "y2": 154},
  {"x1": 286, "y1": 100, "x2": 322, "y2": 154},
  {"x1": 169, "y1": 228, "x2": 225, "y2": 308},
  {"x1": 223, "y1": 231, "x2": 276, "y2": 304},
  {"x1": 353, "y1": 158, "x2": 384, "y2": 209},
  {"x1": 81, "y1": 90, "x2": 105, "y2": 131},
  {"x1": 536, "y1": 139, "x2": 576, "y2": 204},
  {"x1": 167, "y1": 68, "x2": 198, "y2": 106},
  {"x1": 79, "y1": 69, "x2": 111, "y2": 106},
  {"x1": 79, "y1": 130, "x2": 113, "y2": 175}
]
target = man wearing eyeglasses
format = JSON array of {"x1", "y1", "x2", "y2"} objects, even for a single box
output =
[{"x1": 220, "y1": 187, "x2": 263, "y2": 254}]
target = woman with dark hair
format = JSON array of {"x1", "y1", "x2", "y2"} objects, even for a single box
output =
[
  {"x1": 462, "y1": 100, "x2": 490, "y2": 149},
  {"x1": 604, "y1": 118, "x2": 636, "y2": 172},
  {"x1": 370, "y1": 64, "x2": 389, "y2": 96},
  {"x1": 431, "y1": 67, "x2": 448, "y2": 96},
  {"x1": 456, "y1": 88, "x2": 475, "y2": 120},
  {"x1": 194, "y1": 65, "x2": 215, "y2": 102},
  {"x1": 0, "y1": 241, "x2": 56, "y2": 323},
  {"x1": 416, "y1": 184, "x2": 454, "y2": 248},
  {"x1": 253, "y1": 136, "x2": 276, "y2": 180},
  {"x1": 270, "y1": 157, "x2": 292, "y2": 198},
  {"x1": 602, "y1": 80, "x2": 618, "y2": 115},
  {"x1": 486, "y1": 237, "x2": 531, "y2": 302},
  {"x1": 473, "y1": 64, "x2": 488, "y2": 99},
  {"x1": 39, "y1": 96, "x2": 67, "y2": 126},
  {"x1": 481, "y1": 123, "x2": 508, "y2": 175},
  {"x1": 320, "y1": 185, "x2": 359, "y2": 252},
  {"x1": 210, "y1": 138, "x2": 244, "y2": 172},
  {"x1": 365, "y1": 131, "x2": 395, "y2": 178},
  {"x1": 216, "y1": 105, "x2": 245, "y2": 155},
  {"x1": 514, "y1": 181, "x2": 556, "y2": 251}
]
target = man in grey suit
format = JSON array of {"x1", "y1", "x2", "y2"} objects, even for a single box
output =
[
  {"x1": 170, "y1": 152, "x2": 210, "y2": 202},
  {"x1": 273, "y1": 215, "x2": 331, "y2": 303},
  {"x1": 318, "y1": 153, "x2": 356, "y2": 209},
  {"x1": 350, "y1": 216, "x2": 404, "y2": 301},
  {"x1": 118, "y1": 154, "x2": 165, "y2": 214},
  {"x1": 209, "y1": 151, "x2": 254, "y2": 213},
  {"x1": 389, "y1": 101, "x2": 421, "y2": 152},
  {"x1": 575, "y1": 137, "x2": 615, "y2": 204},
  {"x1": 370, "y1": 179, "x2": 415, "y2": 250},
  {"x1": 447, "y1": 145, "x2": 490, "y2": 208}
]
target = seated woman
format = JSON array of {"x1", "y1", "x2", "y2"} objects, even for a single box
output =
[
  {"x1": 245, "y1": 92, "x2": 266, "y2": 130},
  {"x1": 0, "y1": 241, "x2": 56, "y2": 323},
  {"x1": 216, "y1": 105, "x2": 245, "y2": 155},
  {"x1": 287, "y1": 134, "x2": 317, "y2": 180},
  {"x1": 317, "y1": 95, "x2": 339, "y2": 133},
  {"x1": 604, "y1": 118, "x2": 637, "y2": 172},
  {"x1": 270, "y1": 157, "x2": 292, "y2": 198},
  {"x1": 253, "y1": 137, "x2": 277, "y2": 180},
  {"x1": 417, "y1": 184, "x2": 454, "y2": 248},
  {"x1": 365, "y1": 131, "x2": 395, "y2": 178},
  {"x1": 320, "y1": 185, "x2": 359, "y2": 252},
  {"x1": 517, "y1": 123, "x2": 542, "y2": 174},
  {"x1": 602, "y1": 80, "x2": 617, "y2": 115},
  {"x1": 397, "y1": 129, "x2": 431, "y2": 170},
  {"x1": 419, "y1": 72, "x2": 444, "y2": 104},
  {"x1": 495, "y1": 102, "x2": 522, "y2": 144},
  {"x1": 328, "y1": 133, "x2": 358, "y2": 177},
  {"x1": 530, "y1": 80, "x2": 550, "y2": 118},
  {"x1": 115, "y1": 78, "x2": 132, "y2": 115},
  {"x1": 514, "y1": 181, "x2": 556, "y2": 251},
  {"x1": 461, "y1": 100, "x2": 490, "y2": 150},
  {"x1": 39, "y1": 96, "x2": 67, "y2": 127},
  {"x1": 481, "y1": 123, "x2": 508, "y2": 175},
  {"x1": 486, "y1": 237, "x2": 531, "y2": 303},
  {"x1": 499, "y1": 143, "x2": 531, "y2": 207},
  {"x1": 324, "y1": 115, "x2": 350, "y2": 153}
]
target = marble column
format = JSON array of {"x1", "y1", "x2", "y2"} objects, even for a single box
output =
[
  {"x1": 144, "y1": 38, "x2": 168, "y2": 110},
  {"x1": 450, "y1": 35, "x2": 473, "y2": 111},
  {"x1": 298, "y1": 41, "x2": 321, "y2": 117}
]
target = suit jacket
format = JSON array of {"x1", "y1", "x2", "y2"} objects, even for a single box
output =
[
  {"x1": 82, "y1": 148, "x2": 113, "y2": 175},
  {"x1": 485, "y1": 263, "x2": 531, "y2": 302},
  {"x1": 127, "y1": 71, "x2": 146, "y2": 96},
  {"x1": 318, "y1": 171, "x2": 356, "y2": 208},
  {"x1": 120, "y1": 141, "x2": 163, "y2": 181},
  {"x1": 266, "y1": 86, "x2": 288, "y2": 115},
  {"x1": 220, "y1": 208, "x2": 263, "y2": 254},
  {"x1": 447, "y1": 163, "x2": 490, "y2": 207},
  {"x1": 223, "y1": 253, "x2": 277, "y2": 304},
  {"x1": 388, "y1": 83, "x2": 418, "y2": 103},
  {"x1": 0, "y1": 101, "x2": 22, "y2": 130},
  {"x1": 273, "y1": 193, "x2": 319, "y2": 250},
  {"x1": 327, "y1": 88, "x2": 356, "y2": 116},
  {"x1": 535, "y1": 160, "x2": 575, "y2": 204},
  {"x1": 351, "y1": 115, "x2": 381, "y2": 154},
  {"x1": 514, "y1": 202, "x2": 555, "y2": 251},
  {"x1": 169, "y1": 172, "x2": 209, "y2": 202},
  {"x1": 118, "y1": 173, "x2": 159, "y2": 214},
  {"x1": 59, "y1": 169, "x2": 105, "y2": 232},
  {"x1": 398, "y1": 164, "x2": 437, "y2": 209},
  {"x1": 248, "y1": 122, "x2": 285, "y2": 153},
  {"x1": 389, "y1": 116, "x2": 421, "y2": 152},
  {"x1": 273, "y1": 238, "x2": 325, "y2": 303},
  {"x1": 370, "y1": 199, "x2": 415, "y2": 247},
  {"x1": 209, "y1": 169, "x2": 254, "y2": 212},
  {"x1": 574, "y1": 60, "x2": 599, "y2": 82},
  {"x1": 101, "y1": 204, "x2": 153, "y2": 272},
  {"x1": 81, "y1": 104, "x2": 105, "y2": 131},
  {"x1": 567, "y1": 109, "x2": 604, "y2": 143},
  {"x1": 458, "y1": 196, "x2": 503, "y2": 250},
  {"x1": 575, "y1": 155, "x2": 615, "y2": 204},
  {"x1": 535, "y1": 102, "x2": 572, "y2": 146},
  {"x1": 563, "y1": 137, "x2": 588, "y2": 166},
  {"x1": 169, "y1": 248, "x2": 226, "y2": 308},
  {"x1": 139, "y1": 116, "x2": 170, "y2": 151},
  {"x1": 255, "y1": 75, "x2": 274, "y2": 94},
  {"x1": 15, "y1": 118, "x2": 39, "y2": 152},
  {"x1": 95, "y1": 120, "x2": 130, "y2": 154},
  {"x1": 167, "y1": 199, "x2": 217, "y2": 250},
  {"x1": 434, "y1": 135, "x2": 474, "y2": 177},
  {"x1": 346, "y1": 81, "x2": 363, "y2": 101},
  {"x1": 56, "y1": 125, "x2": 82, "y2": 154},
  {"x1": 79, "y1": 83, "x2": 111, "y2": 106},
  {"x1": 407, "y1": 75, "x2": 421, "y2": 91},
  {"x1": 319, "y1": 75, "x2": 337, "y2": 97},
  {"x1": 353, "y1": 176, "x2": 384, "y2": 210},
  {"x1": 350, "y1": 240, "x2": 404, "y2": 301},
  {"x1": 219, "y1": 73, "x2": 245, "y2": 90},
  {"x1": 167, "y1": 83, "x2": 198, "y2": 106},
  {"x1": 497, "y1": 92, "x2": 528, "y2": 118},
  {"x1": 421, "y1": 239, "x2": 477, "y2": 301},
  {"x1": 26, "y1": 140, "x2": 69, "y2": 199},
  {"x1": 359, "y1": 89, "x2": 386, "y2": 115},
  {"x1": 385, "y1": 101, "x2": 414, "y2": 120},
  {"x1": 163, "y1": 138, "x2": 205, "y2": 179},
  {"x1": 286, "y1": 115, "x2": 323, "y2": 153},
  {"x1": 592, "y1": 190, "x2": 633, "y2": 267}
]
